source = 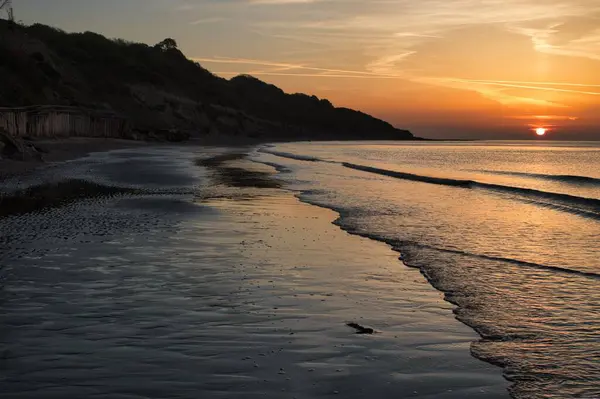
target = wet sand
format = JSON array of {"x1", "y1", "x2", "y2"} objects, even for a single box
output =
[
  {"x1": 0, "y1": 135, "x2": 263, "y2": 182},
  {"x1": 0, "y1": 138, "x2": 150, "y2": 181},
  {"x1": 0, "y1": 147, "x2": 509, "y2": 398}
]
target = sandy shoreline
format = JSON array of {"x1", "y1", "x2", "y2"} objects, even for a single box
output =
[
  {"x1": 0, "y1": 146, "x2": 509, "y2": 398},
  {"x1": 0, "y1": 135, "x2": 275, "y2": 183},
  {"x1": 199, "y1": 194, "x2": 509, "y2": 398},
  {"x1": 0, "y1": 137, "x2": 149, "y2": 181}
]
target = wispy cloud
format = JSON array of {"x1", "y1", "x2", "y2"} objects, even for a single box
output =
[
  {"x1": 175, "y1": 3, "x2": 196, "y2": 12},
  {"x1": 464, "y1": 79, "x2": 600, "y2": 88},
  {"x1": 194, "y1": 57, "x2": 600, "y2": 97},
  {"x1": 189, "y1": 17, "x2": 226, "y2": 25},
  {"x1": 508, "y1": 115, "x2": 579, "y2": 121},
  {"x1": 214, "y1": 71, "x2": 397, "y2": 79},
  {"x1": 508, "y1": 23, "x2": 600, "y2": 62},
  {"x1": 448, "y1": 79, "x2": 600, "y2": 96},
  {"x1": 249, "y1": 0, "x2": 319, "y2": 4},
  {"x1": 366, "y1": 52, "x2": 416, "y2": 74},
  {"x1": 415, "y1": 77, "x2": 572, "y2": 108},
  {"x1": 191, "y1": 57, "x2": 407, "y2": 77}
]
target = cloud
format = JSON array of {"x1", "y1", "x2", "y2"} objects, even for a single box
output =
[
  {"x1": 415, "y1": 76, "x2": 572, "y2": 108},
  {"x1": 193, "y1": 55, "x2": 600, "y2": 108},
  {"x1": 366, "y1": 52, "x2": 416, "y2": 74},
  {"x1": 189, "y1": 17, "x2": 226, "y2": 25},
  {"x1": 508, "y1": 22, "x2": 600, "y2": 61},
  {"x1": 465, "y1": 79, "x2": 600, "y2": 88},
  {"x1": 191, "y1": 56, "x2": 406, "y2": 77},
  {"x1": 214, "y1": 71, "x2": 400, "y2": 78},
  {"x1": 447, "y1": 78, "x2": 600, "y2": 96},
  {"x1": 175, "y1": 3, "x2": 197, "y2": 12},
  {"x1": 249, "y1": 0, "x2": 319, "y2": 3},
  {"x1": 508, "y1": 115, "x2": 579, "y2": 121}
]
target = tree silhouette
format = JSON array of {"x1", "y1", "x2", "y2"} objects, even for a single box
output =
[{"x1": 155, "y1": 38, "x2": 178, "y2": 51}]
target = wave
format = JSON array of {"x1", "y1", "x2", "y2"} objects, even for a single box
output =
[
  {"x1": 342, "y1": 162, "x2": 600, "y2": 216},
  {"x1": 342, "y1": 163, "x2": 473, "y2": 187},
  {"x1": 294, "y1": 197, "x2": 600, "y2": 287},
  {"x1": 258, "y1": 161, "x2": 291, "y2": 173},
  {"x1": 257, "y1": 148, "x2": 600, "y2": 218},
  {"x1": 479, "y1": 170, "x2": 600, "y2": 186},
  {"x1": 259, "y1": 150, "x2": 600, "y2": 219},
  {"x1": 403, "y1": 242, "x2": 600, "y2": 280},
  {"x1": 293, "y1": 193, "x2": 600, "y2": 283},
  {"x1": 258, "y1": 148, "x2": 324, "y2": 163},
  {"x1": 509, "y1": 196, "x2": 600, "y2": 220}
]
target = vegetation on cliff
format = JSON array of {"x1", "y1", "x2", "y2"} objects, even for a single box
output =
[{"x1": 0, "y1": 20, "x2": 414, "y2": 140}]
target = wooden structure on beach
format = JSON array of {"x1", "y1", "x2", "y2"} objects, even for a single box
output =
[
  {"x1": 0, "y1": 105, "x2": 130, "y2": 138},
  {"x1": 0, "y1": 0, "x2": 14, "y2": 23}
]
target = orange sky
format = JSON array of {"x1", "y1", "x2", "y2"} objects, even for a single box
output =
[{"x1": 18, "y1": 0, "x2": 600, "y2": 139}]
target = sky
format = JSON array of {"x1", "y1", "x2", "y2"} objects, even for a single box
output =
[{"x1": 14, "y1": 0, "x2": 600, "y2": 139}]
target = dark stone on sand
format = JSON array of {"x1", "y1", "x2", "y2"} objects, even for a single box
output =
[{"x1": 346, "y1": 322, "x2": 375, "y2": 334}]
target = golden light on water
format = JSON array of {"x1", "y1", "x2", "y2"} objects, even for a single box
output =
[{"x1": 535, "y1": 127, "x2": 547, "y2": 136}]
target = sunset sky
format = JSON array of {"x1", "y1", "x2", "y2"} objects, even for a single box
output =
[{"x1": 17, "y1": 0, "x2": 600, "y2": 139}]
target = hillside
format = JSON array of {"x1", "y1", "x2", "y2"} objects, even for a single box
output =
[{"x1": 0, "y1": 20, "x2": 414, "y2": 141}]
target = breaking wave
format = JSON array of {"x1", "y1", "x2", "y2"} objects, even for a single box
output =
[
  {"x1": 342, "y1": 163, "x2": 600, "y2": 218},
  {"x1": 478, "y1": 170, "x2": 600, "y2": 186}
]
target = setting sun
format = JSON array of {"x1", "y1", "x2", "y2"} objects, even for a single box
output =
[{"x1": 535, "y1": 128, "x2": 547, "y2": 136}]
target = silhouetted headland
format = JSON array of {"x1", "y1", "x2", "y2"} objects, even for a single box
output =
[{"x1": 0, "y1": 19, "x2": 416, "y2": 147}]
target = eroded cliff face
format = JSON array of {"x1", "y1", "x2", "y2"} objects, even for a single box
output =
[
  {"x1": 0, "y1": 20, "x2": 415, "y2": 142},
  {"x1": 1, "y1": 106, "x2": 129, "y2": 138}
]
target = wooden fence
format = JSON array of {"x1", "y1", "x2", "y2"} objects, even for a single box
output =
[{"x1": 0, "y1": 105, "x2": 129, "y2": 138}]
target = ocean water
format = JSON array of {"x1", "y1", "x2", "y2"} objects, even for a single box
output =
[
  {"x1": 254, "y1": 141, "x2": 600, "y2": 399},
  {"x1": 1, "y1": 146, "x2": 510, "y2": 398}
]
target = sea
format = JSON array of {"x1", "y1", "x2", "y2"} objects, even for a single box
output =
[
  {"x1": 1, "y1": 140, "x2": 598, "y2": 399},
  {"x1": 253, "y1": 140, "x2": 600, "y2": 399}
]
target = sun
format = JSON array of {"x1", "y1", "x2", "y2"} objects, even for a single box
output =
[{"x1": 535, "y1": 127, "x2": 547, "y2": 136}]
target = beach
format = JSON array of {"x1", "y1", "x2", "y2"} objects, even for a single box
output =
[
  {"x1": 253, "y1": 141, "x2": 600, "y2": 399},
  {"x1": 4, "y1": 2, "x2": 599, "y2": 397},
  {"x1": 0, "y1": 135, "x2": 268, "y2": 182},
  {"x1": 0, "y1": 145, "x2": 508, "y2": 398},
  {"x1": 0, "y1": 137, "x2": 150, "y2": 181}
]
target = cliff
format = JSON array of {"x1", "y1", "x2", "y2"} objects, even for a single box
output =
[{"x1": 0, "y1": 20, "x2": 415, "y2": 141}]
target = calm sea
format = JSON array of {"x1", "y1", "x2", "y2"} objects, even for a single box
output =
[{"x1": 254, "y1": 140, "x2": 600, "y2": 399}]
